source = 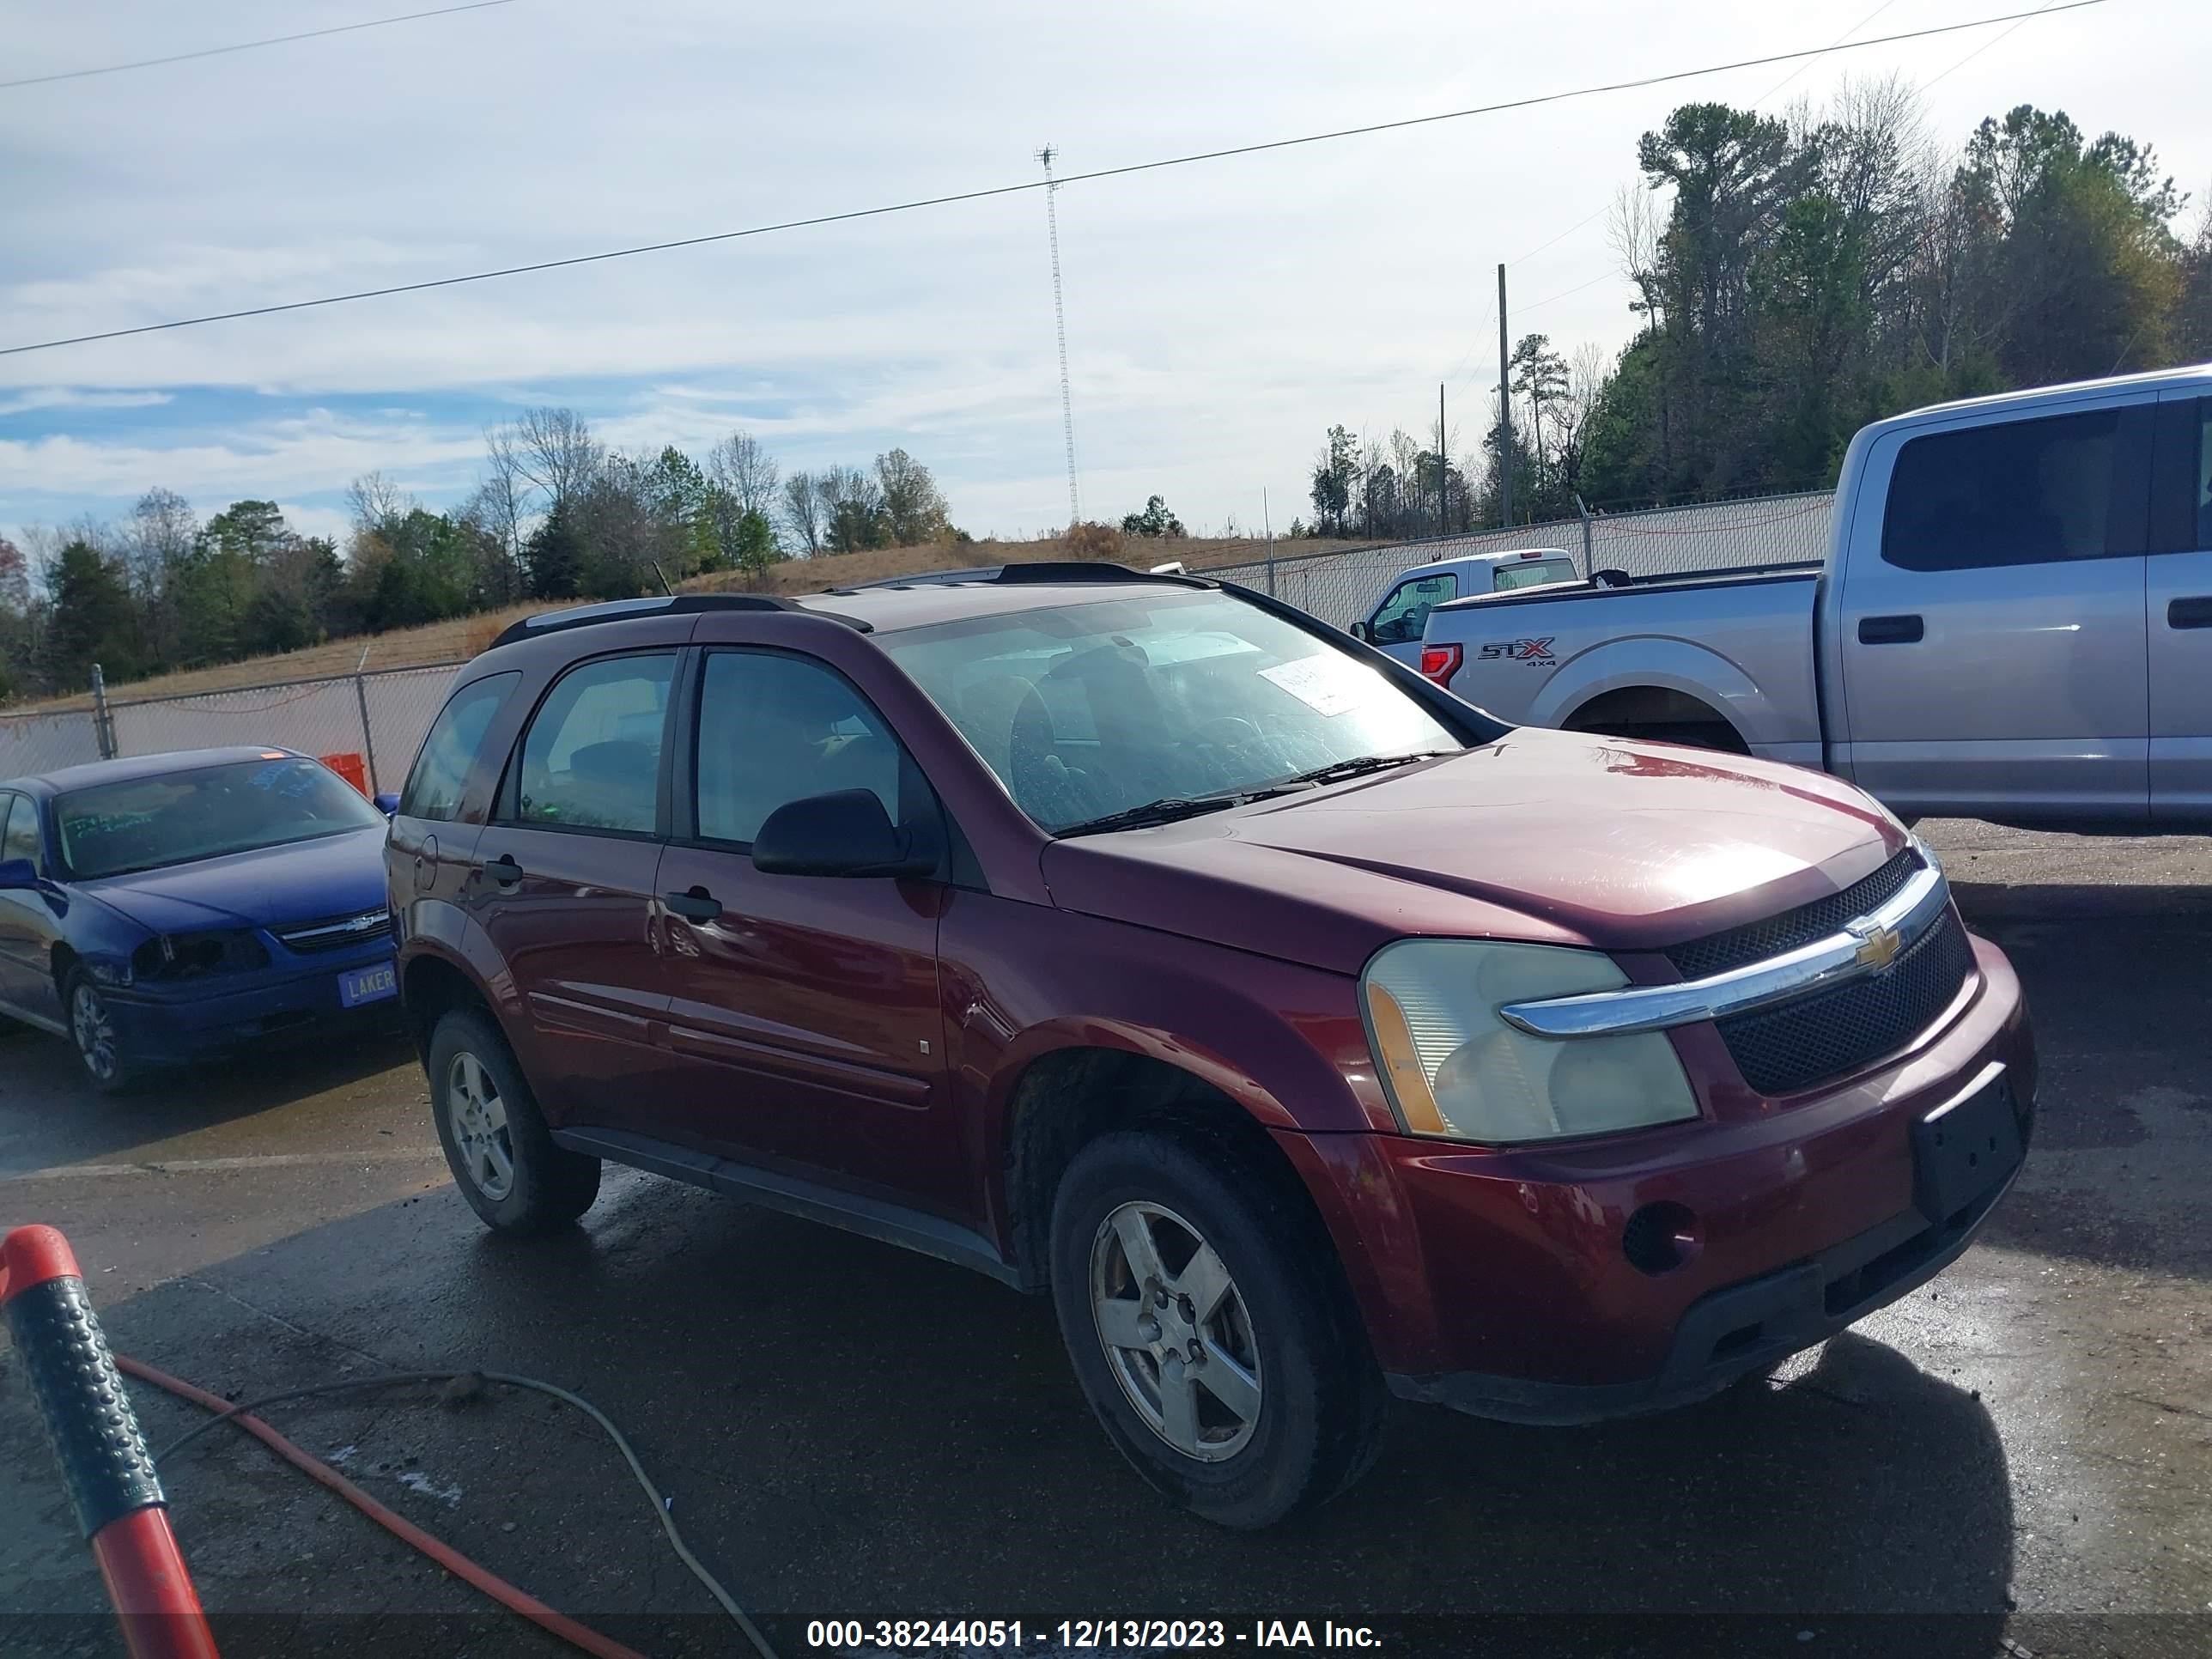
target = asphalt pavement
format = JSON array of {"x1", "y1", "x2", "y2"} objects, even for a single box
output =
[{"x1": 2, "y1": 820, "x2": 2208, "y2": 1659}]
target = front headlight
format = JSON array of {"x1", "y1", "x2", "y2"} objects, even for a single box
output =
[{"x1": 1360, "y1": 939, "x2": 1700, "y2": 1144}]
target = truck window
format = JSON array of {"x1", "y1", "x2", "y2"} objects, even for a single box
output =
[
  {"x1": 2148, "y1": 398, "x2": 2212, "y2": 553},
  {"x1": 1370, "y1": 573, "x2": 1455, "y2": 643},
  {"x1": 1492, "y1": 558, "x2": 1571, "y2": 592},
  {"x1": 1881, "y1": 407, "x2": 2148, "y2": 571}
]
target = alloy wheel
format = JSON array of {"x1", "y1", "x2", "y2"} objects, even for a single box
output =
[
  {"x1": 1089, "y1": 1200, "x2": 1264, "y2": 1462},
  {"x1": 70, "y1": 982, "x2": 119, "y2": 1084},
  {"x1": 446, "y1": 1050, "x2": 515, "y2": 1201}
]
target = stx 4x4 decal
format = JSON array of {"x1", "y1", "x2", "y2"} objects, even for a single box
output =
[{"x1": 1477, "y1": 636, "x2": 1557, "y2": 665}]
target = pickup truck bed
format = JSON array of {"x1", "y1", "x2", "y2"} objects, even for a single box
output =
[{"x1": 1426, "y1": 562, "x2": 1827, "y2": 769}]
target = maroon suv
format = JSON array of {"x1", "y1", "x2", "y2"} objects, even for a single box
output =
[{"x1": 387, "y1": 565, "x2": 2033, "y2": 1528}]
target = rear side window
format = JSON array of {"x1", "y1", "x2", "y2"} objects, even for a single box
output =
[
  {"x1": 1370, "y1": 573, "x2": 1455, "y2": 643},
  {"x1": 401, "y1": 673, "x2": 518, "y2": 822},
  {"x1": 2149, "y1": 397, "x2": 2212, "y2": 553},
  {"x1": 1881, "y1": 407, "x2": 2148, "y2": 571},
  {"x1": 513, "y1": 653, "x2": 676, "y2": 835},
  {"x1": 1, "y1": 793, "x2": 38, "y2": 867}
]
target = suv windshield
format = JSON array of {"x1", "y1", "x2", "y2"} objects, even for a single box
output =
[
  {"x1": 57, "y1": 757, "x2": 386, "y2": 879},
  {"x1": 879, "y1": 591, "x2": 1462, "y2": 831}
]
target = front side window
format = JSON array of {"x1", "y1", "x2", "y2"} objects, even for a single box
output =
[
  {"x1": 56, "y1": 758, "x2": 386, "y2": 880},
  {"x1": 1882, "y1": 408, "x2": 2142, "y2": 571},
  {"x1": 692, "y1": 652, "x2": 903, "y2": 845},
  {"x1": 881, "y1": 591, "x2": 1462, "y2": 833},
  {"x1": 1, "y1": 794, "x2": 38, "y2": 868},
  {"x1": 401, "y1": 672, "x2": 517, "y2": 822},
  {"x1": 513, "y1": 653, "x2": 675, "y2": 834},
  {"x1": 1369, "y1": 574, "x2": 1455, "y2": 643}
]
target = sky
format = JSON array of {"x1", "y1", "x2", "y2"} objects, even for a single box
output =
[{"x1": 3, "y1": 0, "x2": 2207, "y2": 556}]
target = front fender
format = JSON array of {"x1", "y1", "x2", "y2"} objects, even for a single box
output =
[{"x1": 1527, "y1": 635, "x2": 1793, "y2": 747}]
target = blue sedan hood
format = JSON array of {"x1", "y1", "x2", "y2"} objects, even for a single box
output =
[{"x1": 82, "y1": 825, "x2": 390, "y2": 935}]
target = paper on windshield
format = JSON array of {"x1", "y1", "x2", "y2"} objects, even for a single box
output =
[{"x1": 1257, "y1": 653, "x2": 1384, "y2": 718}]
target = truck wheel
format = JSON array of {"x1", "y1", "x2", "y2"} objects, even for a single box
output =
[
  {"x1": 64, "y1": 970, "x2": 137, "y2": 1095},
  {"x1": 428, "y1": 1008, "x2": 599, "y2": 1234},
  {"x1": 1048, "y1": 1125, "x2": 1386, "y2": 1528}
]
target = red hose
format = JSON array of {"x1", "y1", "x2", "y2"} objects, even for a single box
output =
[{"x1": 114, "y1": 1354, "x2": 649, "y2": 1659}]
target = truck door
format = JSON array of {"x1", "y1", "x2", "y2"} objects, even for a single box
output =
[
  {"x1": 1363, "y1": 570, "x2": 1456, "y2": 668},
  {"x1": 2148, "y1": 391, "x2": 2212, "y2": 824},
  {"x1": 1836, "y1": 400, "x2": 2153, "y2": 824}
]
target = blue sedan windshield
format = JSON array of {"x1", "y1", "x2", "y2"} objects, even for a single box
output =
[{"x1": 56, "y1": 758, "x2": 385, "y2": 879}]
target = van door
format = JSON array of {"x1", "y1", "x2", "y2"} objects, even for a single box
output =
[
  {"x1": 1835, "y1": 400, "x2": 2154, "y2": 823},
  {"x1": 2147, "y1": 391, "x2": 2212, "y2": 823},
  {"x1": 0, "y1": 793, "x2": 63, "y2": 1028},
  {"x1": 1364, "y1": 570, "x2": 1457, "y2": 667}
]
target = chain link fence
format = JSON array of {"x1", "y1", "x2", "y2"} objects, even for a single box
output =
[
  {"x1": 3, "y1": 488, "x2": 1833, "y2": 787},
  {"x1": 1206, "y1": 489, "x2": 1835, "y2": 630},
  {"x1": 0, "y1": 663, "x2": 462, "y2": 794}
]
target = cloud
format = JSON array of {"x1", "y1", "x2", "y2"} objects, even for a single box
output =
[{"x1": 0, "y1": 387, "x2": 173, "y2": 417}]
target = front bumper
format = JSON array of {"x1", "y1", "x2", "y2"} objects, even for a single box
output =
[
  {"x1": 1290, "y1": 933, "x2": 2034, "y2": 1420},
  {"x1": 101, "y1": 942, "x2": 399, "y2": 1066}
]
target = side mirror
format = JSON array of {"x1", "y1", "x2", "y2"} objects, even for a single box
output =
[
  {"x1": 373, "y1": 792, "x2": 401, "y2": 817},
  {"x1": 751, "y1": 789, "x2": 935, "y2": 879},
  {"x1": 0, "y1": 858, "x2": 37, "y2": 890},
  {"x1": 1348, "y1": 620, "x2": 1372, "y2": 643}
]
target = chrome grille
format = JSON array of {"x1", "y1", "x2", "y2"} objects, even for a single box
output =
[
  {"x1": 271, "y1": 908, "x2": 391, "y2": 955},
  {"x1": 1711, "y1": 907, "x2": 1976, "y2": 1096},
  {"x1": 1665, "y1": 848, "x2": 1923, "y2": 981}
]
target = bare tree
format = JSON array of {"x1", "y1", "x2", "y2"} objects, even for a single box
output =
[
  {"x1": 513, "y1": 406, "x2": 603, "y2": 512},
  {"x1": 345, "y1": 471, "x2": 413, "y2": 530},
  {"x1": 1610, "y1": 183, "x2": 1666, "y2": 324},
  {"x1": 476, "y1": 422, "x2": 532, "y2": 574},
  {"x1": 708, "y1": 430, "x2": 781, "y2": 519},
  {"x1": 781, "y1": 471, "x2": 826, "y2": 555}
]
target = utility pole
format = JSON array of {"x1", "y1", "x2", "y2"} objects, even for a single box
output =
[
  {"x1": 1437, "y1": 383, "x2": 1448, "y2": 535},
  {"x1": 1038, "y1": 146, "x2": 1080, "y2": 530},
  {"x1": 1497, "y1": 264, "x2": 1513, "y2": 529}
]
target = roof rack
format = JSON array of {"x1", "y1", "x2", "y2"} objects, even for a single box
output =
[
  {"x1": 489, "y1": 592, "x2": 871, "y2": 649},
  {"x1": 843, "y1": 561, "x2": 1213, "y2": 593}
]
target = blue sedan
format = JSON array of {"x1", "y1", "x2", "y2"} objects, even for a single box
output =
[{"x1": 0, "y1": 746, "x2": 400, "y2": 1092}]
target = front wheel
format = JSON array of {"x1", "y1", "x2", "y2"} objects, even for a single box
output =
[
  {"x1": 65, "y1": 971, "x2": 136, "y2": 1095},
  {"x1": 428, "y1": 1008, "x2": 600, "y2": 1234},
  {"x1": 1048, "y1": 1125, "x2": 1386, "y2": 1528}
]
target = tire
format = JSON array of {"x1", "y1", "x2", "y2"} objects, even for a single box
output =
[
  {"x1": 427, "y1": 1008, "x2": 600, "y2": 1234},
  {"x1": 1048, "y1": 1124, "x2": 1386, "y2": 1529},
  {"x1": 64, "y1": 970, "x2": 137, "y2": 1095}
]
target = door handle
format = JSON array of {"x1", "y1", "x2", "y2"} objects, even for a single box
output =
[
  {"x1": 2167, "y1": 596, "x2": 2212, "y2": 629},
  {"x1": 664, "y1": 888, "x2": 723, "y2": 922},
  {"x1": 484, "y1": 854, "x2": 524, "y2": 888},
  {"x1": 1857, "y1": 614, "x2": 1923, "y2": 645}
]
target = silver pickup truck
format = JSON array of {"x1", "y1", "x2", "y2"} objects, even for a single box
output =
[{"x1": 1424, "y1": 364, "x2": 2212, "y2": 830}]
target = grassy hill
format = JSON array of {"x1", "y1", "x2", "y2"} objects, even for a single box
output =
[{"x1": 18, "y1": 532, "x2": 1346, "y2": 714}]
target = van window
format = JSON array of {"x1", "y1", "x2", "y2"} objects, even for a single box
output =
[
  {"x1": 1369, "y1": 573, "x2": 1455, "y2": 643},
  {"x1": 400, "y1": 673, "x2": 517, "y2": 822},
  {"x1": 1881, "y1": 407, "x2": 2148, "y2": 571},
  {"x1": 512, "y1": 654, "x2": 675, "y2": 835}
]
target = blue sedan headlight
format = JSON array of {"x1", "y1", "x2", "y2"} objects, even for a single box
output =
[{"x1": 128, "y1": 931, "x2": 272, "y2": 982}]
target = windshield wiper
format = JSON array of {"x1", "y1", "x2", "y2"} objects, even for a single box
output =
[
  {"x1": 1259, "y1": 750, "x2": 1456, "y2": 792},
  {"x1": 1053, "y1": 793, "x2": 1256, "y2": 837}
]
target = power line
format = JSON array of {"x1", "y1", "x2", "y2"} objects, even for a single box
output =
[
  {"x1": 1926, "y1": 0, "x2": 2063, "y2": 89},
  {"x1": 1, "y1": 0, "x2": 2107, "y2": 360},
  {"x1": 0, "y1": 1, "x2": 518, "y2": 92}
]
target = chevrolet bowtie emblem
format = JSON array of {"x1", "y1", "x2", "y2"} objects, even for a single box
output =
[{"x1": 1850, "y1": 921, "x2": 1903, "y2": 971}]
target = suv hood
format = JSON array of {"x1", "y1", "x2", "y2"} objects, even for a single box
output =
[
  {"x1": 80, "y1": 825, "x2": 390, "y2": 937},
  {"x1": 1040, "y1": 729, "x2": 1907, "y2": 975}
]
